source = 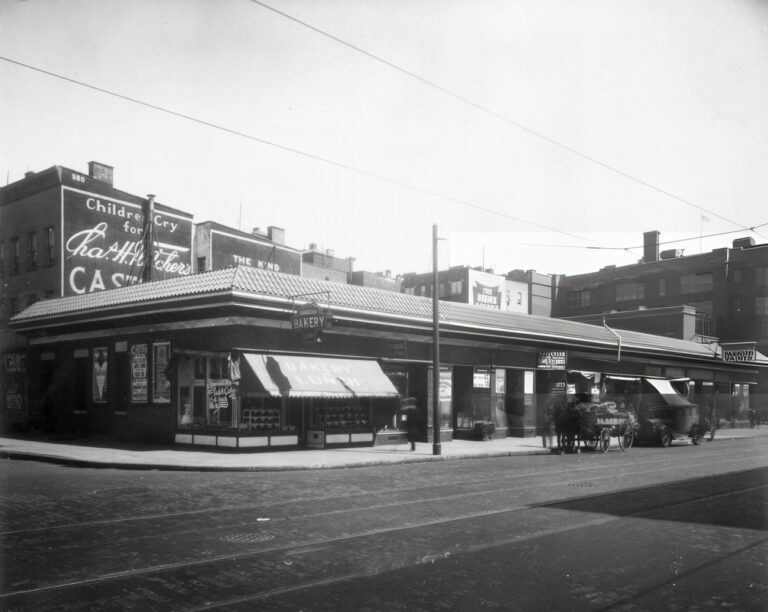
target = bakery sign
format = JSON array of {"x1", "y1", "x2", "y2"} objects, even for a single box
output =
[
  {"x1": 291, "y1": 303, "x2": 332, "y2": 331},
  {"x1": 62, "y1": 188, "x2": 193, "y2": 296},
  {"x1": 722, "y1": 342, "x2": 756, "y2": 363}
]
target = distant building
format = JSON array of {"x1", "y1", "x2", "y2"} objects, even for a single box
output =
[
  {"x1": 0, "y1": 162, "x2": 193, "y2": 429},
  {"x1": 194, "y1": 222, "x2": 302, "y2": 275},
  {"x1": 301, "y1": 243, "x2": 354, "y2": 284},
  {"x1": 348, "y1": 269, "x2": 403, "y2": 292},
  {"x1": 400, "y1": 266, "x2": 552, "y2": 315},
  {"x1": 552, "y1": 230, "x2": 768, "y2": 416}
]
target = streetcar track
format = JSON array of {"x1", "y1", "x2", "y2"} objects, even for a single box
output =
[
  {"x1": 1, "y1": 446, "x2": 764, "y2": 537},
  {"x1": 596, "y1": 537, "x2": 768, "y2": 612},
  {"x1": 1, "y1": 458, "x2": 764, "y2": 557},
  {"x1": 186, "y1": 485, "x2": 768, "y2": 610},
  {"x1": 2, "y1": 474, "x2": 765, "y2": 601}
]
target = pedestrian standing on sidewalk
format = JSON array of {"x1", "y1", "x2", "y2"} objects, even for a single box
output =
[{"x1": 401, "y1": 398, "x2": 421, "y2": 451}]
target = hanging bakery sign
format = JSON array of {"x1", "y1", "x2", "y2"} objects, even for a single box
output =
[{"x1": 291, "y1": 303, "x2": 333, "y2": 331}]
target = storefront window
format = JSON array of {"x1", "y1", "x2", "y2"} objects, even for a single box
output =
[
  {"x1": 427, "y1": 366, "x2": 452, "y2": 429},
  {"x1": 240, "y1": 396, "x2": 284, "y2": 431},
  {"x1": 493, "y1": 369, "x2": 508, "y2": 431},
  {"x1": 311, "y1": 398, "x2": 370, "y2": 431}
]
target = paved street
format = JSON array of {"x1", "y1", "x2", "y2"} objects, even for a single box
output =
[{"x1": 1, "y1": 436, "x2": 766, "y2": 610}]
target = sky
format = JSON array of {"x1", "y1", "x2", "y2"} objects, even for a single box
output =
[{"x1": 1, "y1": 0, "x2": 767, "y2": 278}]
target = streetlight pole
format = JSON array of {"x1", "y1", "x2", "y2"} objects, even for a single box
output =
[{"x1": 432, "y1": 223, "x2": 442, "y2": 456}]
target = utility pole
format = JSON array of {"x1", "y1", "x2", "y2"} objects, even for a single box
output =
[
  {"x1": 432, "y1": 223, "x2": 441, "y2": 456},
  {"x1": 142, "y1": 194, "x2": 155, "y2": 283}
]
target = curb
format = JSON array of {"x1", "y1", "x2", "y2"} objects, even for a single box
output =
[{"x1": 0, "y1": 447, "x2": 554, "y2": 472}]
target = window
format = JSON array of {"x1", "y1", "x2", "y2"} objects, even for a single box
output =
[
  {"x1": 566, "y1": 289, "x2": 591, "y2": 308},
  {"x1": 733, "y1": 299, "x2": 742, "y2": 315},
  {"x1": 681, "y1": 273, "x2": 713, "y2": 293},
  {"x1": 616, "y1": 281, "x2": 644, "y2": 302},
  {"x1": 403, "y1": 286, "x2": 415, "y2": 295},
  {"x1": 756, "y1": 297, "x2": 768, "y2": 316},
  {"x1": 439, "y1": 282, "x2": 450, "y2": 297},
  {"x1": 756, "y1": 267, "x2": 768, "y2": 286},
  {"x1": 44, "y1": 226, "x2": 55, "y2": 266},
  {"x1": 10, "y1": 237, "x2": 20, "y2": 275},
  {"x1": 658, "y1": 278, "x2": 666, "y2": 296},
  {"x1": 10, "y1": 297, "x2": 20, "y2": 316},
  {"x1": 44, "y1": 289, "x2": 55, "y2": 299},
  {"x1": 450, "y1": 280, "x2": 463, "y2": 295},
  {"x1": 196, "y1": 256, "x2": 206, "y2": 272},
  {"x1": 26, "y1": 231, "x2": 38, "y2": 270}
]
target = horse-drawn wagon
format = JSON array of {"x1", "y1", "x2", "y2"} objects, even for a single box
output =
[{"x1": 556, "y1": 399, "x2": 635, "y2": 454}]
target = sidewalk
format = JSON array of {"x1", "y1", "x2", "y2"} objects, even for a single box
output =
[{"x1": 1, "y1": 427, "x2": 765, "y2": 472}]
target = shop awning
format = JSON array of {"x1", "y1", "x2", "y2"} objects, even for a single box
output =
[
  {"x1": 643, "y1": 378, "x2": 692, "y2": 408},
  {"x1": 241, "y1": 353, "x2": 400, "y2": 398}
]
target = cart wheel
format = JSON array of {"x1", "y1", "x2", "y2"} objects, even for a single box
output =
[
  {"x1": 659, "y1": 428, "x2": 673, "y2": 448},
  {"x1": 599, "y1": 428, "x2": 611, "y2": 453},
  {"x1": 708, "y1": 427, "x2": 717, "y2": 442},
  {"x1": 618, "y1": 429, "x2": 634, "y2": 451},
  {"x1": 690, "y1": 425, "x2": 703, "y2": 446}
]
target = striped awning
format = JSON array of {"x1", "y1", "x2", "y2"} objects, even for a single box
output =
[{"x1": 241, "y1": 353, "x2": 399, "y2": 399}]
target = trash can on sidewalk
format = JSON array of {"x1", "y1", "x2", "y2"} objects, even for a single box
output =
[{"x1": 473, "y1": 421, "x2": 495, "y2": 441}]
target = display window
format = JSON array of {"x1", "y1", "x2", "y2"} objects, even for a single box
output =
[{"x1": 176, "y1": 353, "x2": 236, "y2": 430}]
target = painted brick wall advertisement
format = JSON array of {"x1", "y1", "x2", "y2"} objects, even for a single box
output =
[{"x1": 62, "y1": 188, "x2": 192, "y2": 295}]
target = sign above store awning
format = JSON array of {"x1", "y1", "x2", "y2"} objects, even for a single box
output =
[
  {"x1": 241, "y1": 353, "x2": 399, "y2": 398},
  {"x1": 537, "y1": 350, "x2": 567, "y2": 370},
  {"x1": 721, "y1": 342, "x2": 756, "y2": 363}
]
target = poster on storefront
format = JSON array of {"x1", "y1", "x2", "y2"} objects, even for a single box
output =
[
  {"x1": 207, "y1": 380, "x2": 235, "y2": 409},
  {"x1": 153, "y1": 342, "x2": 171, "y2": 403},
  {"x1": 92, "y1": 347, "x2": 108, "y2": 403},
  {"x1": 131, "y1": 343, "x2": 148, "y2": 402},
  {"x1": 4, "y1": 353, "x2": 26, "y2": 374},
  {"x1": 473, "y1": 367, "x2": 491, "y2": 388}
]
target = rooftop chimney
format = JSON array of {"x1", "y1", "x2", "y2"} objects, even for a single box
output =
[
  {"x1": 643, "y1": 230, "x2": 660, "y2": 263},
  {"x1": 88, "y1": 161, "x2": 114, "y2": 186},
  {"x1": 267, "y1": 226, "x2": 285, "y2": 245},
  {"x1": 733, "y1": 237, "x2": 755, "y2": 249}
]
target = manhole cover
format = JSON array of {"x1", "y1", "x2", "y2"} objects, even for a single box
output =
[{"x1": 221, "y1": 532, "x2": 275, "y2": 544}]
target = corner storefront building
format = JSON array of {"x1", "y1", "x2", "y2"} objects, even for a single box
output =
[{"x1": 9, "y1": 266, "x2": 764, "y2": 449}]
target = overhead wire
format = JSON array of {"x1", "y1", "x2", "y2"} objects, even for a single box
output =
[
  {"x1": 249, "y1": 0, "x2": 765, "y2": 239},
  {"x1": 0, "y1": 55, "x2": 589, "y2": 243}
]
